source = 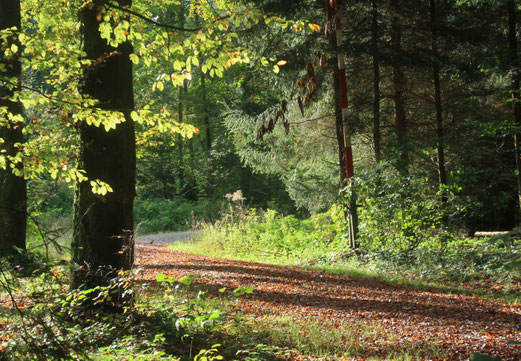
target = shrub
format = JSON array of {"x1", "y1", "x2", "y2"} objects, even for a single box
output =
[{"x1": 134, "y1": 197, "x2": 223, "y2": 234}]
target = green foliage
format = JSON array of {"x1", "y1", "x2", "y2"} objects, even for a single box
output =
[
  {"x1": 0, "y1": 264, "x2": 234, "y2": 361},
  {"x1": 193, "y1": 203, "x2": 345, "y2": 261},
  {"x1": 194, "y1": 344, "x2": 223, "y2": 361},
  {"x1": 354, "y1": 163, "x2": 462, "y2": 256},
  {"x1": 134, "y1": 197, "x2": 222, "y2": 234},
  {"x1": 189, "y1": 194, "x2": 521, "y2": 286}
]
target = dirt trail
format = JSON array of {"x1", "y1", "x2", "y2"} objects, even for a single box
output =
[
  {"x1": 135, "y1": 242, "x2": 521, "y2": 360},
  {"x1": 135, "y1": 231, "x2": 198, "y2": 245}
]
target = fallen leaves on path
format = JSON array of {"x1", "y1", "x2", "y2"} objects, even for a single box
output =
[{"x1": 135, "y1": 244, "x2": 521, "y2": 361}]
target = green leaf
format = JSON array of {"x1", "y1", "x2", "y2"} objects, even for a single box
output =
[
  {"x1": 156, "y1": 81, "x2": 164, "y2": 92},
  {"x1": 173, "y1": 60, "x2": 183, "y2": 71},
  {"x1": 156, "y1": 274, "x2": 167, "y2": 282},
  {"x1": 273, "y1": 65, "x2": 280, "y2": 74},
  {"x1": 129, "y1": 53, "x2": 139, "y2": 65},
  {"x1": 208, "y1": 310, "x2": 220, "y2": 320}
]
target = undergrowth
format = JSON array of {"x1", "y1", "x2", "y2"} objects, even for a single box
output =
[
  {"x1": 134, "y1": 197, "x2": 223, "y2": 235},
  {"x1": 0, "y1": 260, "x2": 280, "y2": 361},
  {"x1": 172, "y1": 200, "x2": 521, "y2": 303}
]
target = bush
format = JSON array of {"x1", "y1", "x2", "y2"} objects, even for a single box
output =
[
  {"x1": 134, "y1": 197, "x2": 223, "y2": 234},
  {"x1": 197, "y1": 205, "x2": 346, "y2": 261},
  {"x1": 354, "y1": 163, "x2": 467, "y2": 257}
]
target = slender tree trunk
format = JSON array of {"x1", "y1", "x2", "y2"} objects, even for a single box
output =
[
  {"x1": 390, "y1": 0, "x2": 408, "y2": 176},
  {"x1": 332, "y1": 50, "x2": 347, "y2": 186},
  {"x1": 177, "y1": 87, "x2": 185, "y2": 193},
  {"x1": 0, "y1": 0, "x2": 27, "y2": 254},
  {"x1": 327, "y1": 2, "x2": 346, "y2": 187},
  {"x1": 328, "y1": 0, "x2": 358, "y2": 246},
  {"x1": 201, "y1": 69, "x2": 212, "y2": 152},
  {"x1": 177, "y1": 2, "x2": 185, "y2": 194},
  {"x1": 188, "y1": 138, "x2": 195, "y2": 173},
  {"x1": 430, "y1": 0, "x2": 448, "y2": 223},
  {"x1": 72, "y1": 0, "x2": 136, "y2": 301},
  {"x1": 508, "y1": 0, "x2": 521, "y2": 218},
  {"x1": 371, "y1": 0, "x2": 381, "y2": 164}
]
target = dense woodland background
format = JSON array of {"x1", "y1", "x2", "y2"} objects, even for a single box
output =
[{"x1": 1, "y1": 0, "x2": 521, "y2": 360}]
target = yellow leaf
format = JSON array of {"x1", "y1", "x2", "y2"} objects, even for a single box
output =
[
  {"x1": 309, "y1": 23, "x2": 321, "y2": 32},
  {"x1": 277, "y1": 60, "x2": 287, "y2": 66}
]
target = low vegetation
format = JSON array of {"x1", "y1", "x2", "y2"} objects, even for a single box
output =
[{"x1": 175, "y1": 190, "x2": 521, "y2": 298}]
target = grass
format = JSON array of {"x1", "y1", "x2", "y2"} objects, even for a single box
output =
[
  {"x1": 0, "y1": 259, "x2": 455, "y2": 361},
  {"x1": 171, "y1": 237, "x2": 521, "y2": 305},
  {"x1": 142, "y1": 280, "x2": 453, "y2": 361},
  {"x1": 2, "y1": 203, "x2": 518, "y2": 360}
]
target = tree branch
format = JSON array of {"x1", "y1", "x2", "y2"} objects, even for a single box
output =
[{"x1": 106, "y1": 2, "x2": 202, "y2": 32}]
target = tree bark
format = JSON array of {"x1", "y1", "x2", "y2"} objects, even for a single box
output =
[
  {"x1": 390, "y1": 0, "x2": 409, "y2": 176},
  {"x1": 0, "y1": 0, "x2": 27, "y2": 254},
  {"x1": 430, "y1": 0, "x2": 448, "y2": 222},
  {"x1": 508, "y1": 0, "x2": 521, "y2": 218},
  {"x1": 332, "y1": 51, "x2": 347, "y2": 187},
  {"x1": 371, "y1": 0, "x2": 382, "y2": 164},
  {"x1": 201, "y1": 69, "x2": 212, "y2": 152},
  {"x1": 176, "y1": 2, "x2": 185, "y2": 194},
  {"x1": 72, "y1": 0, "x2": 136, "y2": 298}
]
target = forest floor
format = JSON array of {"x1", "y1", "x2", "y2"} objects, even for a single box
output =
[{"x1": 134, "y1": 240, "x2": 521, "y2": 361}]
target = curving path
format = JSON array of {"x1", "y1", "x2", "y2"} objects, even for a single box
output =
[{"x1": 134, "y1": 237, "x2": 521, "y2": 361}]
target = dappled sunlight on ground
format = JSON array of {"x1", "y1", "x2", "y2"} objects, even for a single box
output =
[{"x1": 135, "y1": 244, "x2": 521, "y2": 360}]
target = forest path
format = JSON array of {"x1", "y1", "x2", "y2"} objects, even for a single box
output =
[
  {"x1": 135, "y1": 242, "x2": 521, "y2": 360},
  {"x1": 135, "y1": 231, "x2": 198, "y2": 245}
]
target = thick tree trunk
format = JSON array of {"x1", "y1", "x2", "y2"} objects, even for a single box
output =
[
  {"x1": 430, "y1": 0, "x2": 448, "y2": 222},
  {"x1": 0, "y1": 0, "x2": 27, "y2": 254},
  {"x1": 72, "y1": 0, "x2": 136, "y2": 297},
  {"x1": 508, "y1": 0, "x2": 521, "y2": 218},
  {"x1": 390, "y1": 0, "x2": 408, "y2": 176},
  {"x1": 371, "y1": 0, "x2": 381, "y2": 164}
]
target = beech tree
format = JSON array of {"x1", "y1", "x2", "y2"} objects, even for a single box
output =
[
  {"x1": 0, "y1": 0, "x2": 27, "y2": 255},
  {"x1": 71, "y1": 0, "x2": 136, "y2": 293}
]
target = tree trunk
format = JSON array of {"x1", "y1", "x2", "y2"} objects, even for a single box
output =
[
  {"x1": 390, "y1": 0, "x2": 408, "y2": 176},
  {"x1": 72, "y1": 0, "x2": 136, "y2": 301},
  {"x1": 430, "y1": 0, "x2": 448, "y2": 222},
  {"x1": 508, "y1": 0, "x2": 521, "y2": 218},
  {"x1": 176, "y1": 2, "x2": 185, "y2": 194},
  {"x1": 201, "y1": 69, "x2": 212, "y2": 152},
  {"x1": 332, "y1": 50, "x2": 347, "y2": 187},
  {"x1": 177, "y1": 89, "x2": 185, "y2": 193},
  {"x1": 371, "y1": 0, "x2": 381, "y2": 164},
  {"x1": 328, "y1": 0, "x2": 358, "y2": 246},
  {"x1": 0, "y1": 0, "x2": 27, "y2": 254}
]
